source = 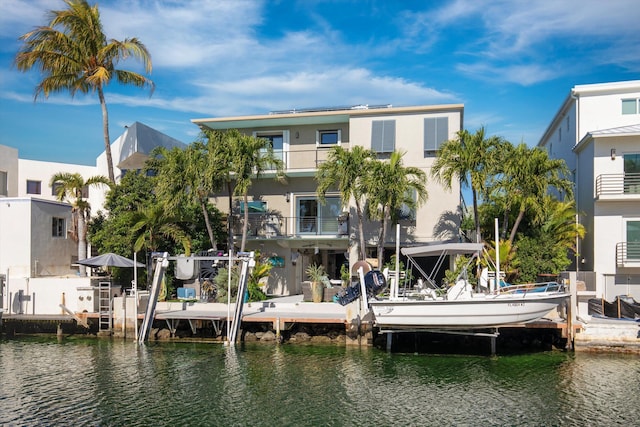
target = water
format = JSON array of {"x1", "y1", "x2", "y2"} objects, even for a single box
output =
[{"x1": 1, "y1": 337, "x2": 638, "y2": 426}]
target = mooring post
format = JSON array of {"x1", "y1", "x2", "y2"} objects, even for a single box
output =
[{"x1": 386, "y1": 332, "x2": 393, "y2": 352}]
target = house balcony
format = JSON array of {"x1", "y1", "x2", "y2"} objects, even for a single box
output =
[
  {"x1": 230, "y1": 214, "x2": 350, "y2": 240},
  {"x1": 266, "y1": 145, "x2": 349, "y2": 177},
  {"x1": 616, "y1": 242, "x2": 640, "y2": 267},
  {"x1": 595, "y1": 173, "x2": 640, "y2": 200}
]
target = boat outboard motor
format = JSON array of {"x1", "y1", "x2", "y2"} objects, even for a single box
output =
[{"x1": 364, "y1": 270, "x2": 387, "y2": 298}]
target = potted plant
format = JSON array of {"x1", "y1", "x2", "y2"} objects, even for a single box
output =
[
  {"x1": 340, "y1": 263, "x2": 350, "y2": 287},
  {"x1": 306, "y1": 263, "x2": 327, "y2": 303}
]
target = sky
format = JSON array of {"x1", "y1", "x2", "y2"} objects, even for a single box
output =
[{"x1": 0, "y1": 0, "x2": 639, "y2": 166}]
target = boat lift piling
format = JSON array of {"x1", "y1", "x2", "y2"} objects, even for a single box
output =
[{"x1": 137, "y1": 251, "x2": 254, "y2": 345}]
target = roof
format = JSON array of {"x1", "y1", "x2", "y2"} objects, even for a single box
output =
[
  {"x1": 191, "y1": 104, "x2": 464, "y2": 130},
  {"x1": 574, "y1": 123, "x2": 640, "y2": 152},
  {"x1": 117, "y1": 122, "x2": 187, "y2": 170}
]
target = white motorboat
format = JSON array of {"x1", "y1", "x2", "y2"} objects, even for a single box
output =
[{"x1": 365, "y1": 242, "x2": 569, "y2": 330}]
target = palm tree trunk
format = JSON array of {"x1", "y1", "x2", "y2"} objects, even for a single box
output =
[
  {"x1": 241, "y1": 193, "x2": 249, "y2": 252},
  {"x1": 377, "y1": 207, "x2": 389, "y2": 268},
  {"x1": 98, "y1": 87, "x2": 115, "y2": 184},
  {"x1": 355, "y1": 202, "x2": 366, "y2": 261},
  {"x1": 509, "y1": 208, "x2": 525, "y2": 245},
  {"x1": 472, "y1": 190, "x2": 481, "y2": 243},
  {"x1": 200, "y1": 199, "x2": 217, "y2": 250}
]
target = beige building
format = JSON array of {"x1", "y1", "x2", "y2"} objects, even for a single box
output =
[{"x1": 193, "y1": 104, "x2": 464, "y2": 295}]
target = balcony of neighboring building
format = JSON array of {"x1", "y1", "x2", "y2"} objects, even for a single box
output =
[
  {"x1": 616, "y1": 242, "x2": 640, "y2": 267},
  {"x1": 595, "y1": 173, "x2": 640, "y2": 200}
]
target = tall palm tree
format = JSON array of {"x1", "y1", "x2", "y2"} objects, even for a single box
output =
[
  {"x1": 206, "y1": 129, "x2": 285, "y2": 252},
  {"x1": 431, "y1": 126, "x2": 504, "y2": 243},
  {"x1": 316, "y1": 145, "x2": 375, "y2": 260},
  {"x1": 497, "y1": 144, "x2": 573, "y2": 245},
  {"x1": 15, "y1": 0, "x2": 154, "y2": 184},
  {"x1": 148, "y1": 145, "x2": 219, "y2": 250},
  {"x1": 367, "y1": 151, "x2": 428, "y2": 268},
  {"x1": 50, "y1": 172, "x2": 112, "y2": 276}
]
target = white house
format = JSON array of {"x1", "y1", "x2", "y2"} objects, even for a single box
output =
[
  {"x1": 0, "y1": 123, "x2": 186, "y2": 315},
  {"x1": 538, "y1": 80, "x2": 640, "y2": 303}
]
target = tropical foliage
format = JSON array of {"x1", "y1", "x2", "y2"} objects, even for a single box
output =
[
  {"x1": 15, "y1": 0, "x2": 154, "y2": 183},
  {"x1": 316, "y1": 145, "x2": 375, "y2": 260},
  {"x1": 50, "y1": 172, "x2": 111, "y2": 276},
  {"x1": 366, "y1": 151, "x2": 428, "y2": 268}
]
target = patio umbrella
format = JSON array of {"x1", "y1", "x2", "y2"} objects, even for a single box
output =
[{"x1": 77, "y1": 253, "x2": 144, "y2": 268}]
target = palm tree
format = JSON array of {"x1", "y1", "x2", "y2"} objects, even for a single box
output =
[
  {"x1": 497, "y1": 144, "x2": 573, "y2": 245},
  {"x1": 15, "y1": 0, "x2": 154, "y2": 184},
  {"x1": 431, "y1": 127, "x2": 504, "y2": 243},
  {"x1": 50, "y1": 172, "x2": 112, "y2": 276},
  {"x1": 367, "y1": 151, "x2": 428, "y2": 268},
  {"x1": 316, "y1": 145, "x2": 375, "y2": 260},
  {"x1": 131, "y1": 204, "x2": 191, "y2": 256},
  {"x1": 206, "y1": 129, "x2": 284, "y2": 252},
  {"x1": 541, "y1": 197, "x2": 586, "y2": 255},
  {"x1": 148, "y1": 145, "x2": 219, "y2": 250}
]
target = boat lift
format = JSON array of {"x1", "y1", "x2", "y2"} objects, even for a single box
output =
[{"x1": 137, "y1": 251, "x2": 255, "y2": 345}]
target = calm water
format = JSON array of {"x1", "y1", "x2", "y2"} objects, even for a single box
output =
[{"x1": 0, "y1": 337, "x2": 638, "y2": 427}]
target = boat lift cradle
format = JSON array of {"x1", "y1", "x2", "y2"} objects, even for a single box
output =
[{"x1": 137, "y1": 252, "x2": 255, "y2": 345}]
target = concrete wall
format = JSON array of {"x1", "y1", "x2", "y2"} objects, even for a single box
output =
[{"x1": 0, "y1": 145, "x2": 19, "y2": 197}]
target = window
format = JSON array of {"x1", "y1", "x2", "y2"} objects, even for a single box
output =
[
  {"x1": 255, "y1": 130, "x2": 288, "y2": 165},
  {"x1": 317, "y1": 130, "x2": 341, "y2": 146},
  {"x1": 397, "y1": 190, "x2": 417, "y2": 221},
  {"x1": 52, "y1": 217, "x2": 66, "y2": 238},
  {"x1": 424, "y1": 117, "x2": 449, "y2": 155},
  {"x1": 622, "y1": 99, "x2": 638, "y2": 115},
  {"x1": 26, "y1": 180, "x2": 41, "y2": 195},
  {"x1": 371, "y1": 120, "x2": 395, "y2": 153},
  {"x1": 626, "y1": 220, "x2": 640, "y2": 260},
  {"x1": 51, "y1": 182, "x2": 63, "y2": 197},
  {"x1": 0, "y1": 171, "x2": 7, "y2": 196},
  {"x1": 296, "y1": 196, "x2": 341, "y2": 234},
  {"x1": 240, "y1": 201, "x2": 267, "y2": 214},
  {"x1": 624, "y1": 153, "x2": 640, "y2": 194}
]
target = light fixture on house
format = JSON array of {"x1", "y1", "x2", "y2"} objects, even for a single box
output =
[
  {"x1": 285, "y1": 192, "x2": 290, "y2": 202},
  {"x1": 295, "y1": 131, "x2": 299, "y2": 139},
  {"x1": 611, "y1": 148, "x2": 616, "y2": 160}
]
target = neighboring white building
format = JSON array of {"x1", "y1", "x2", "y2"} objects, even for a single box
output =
[
  {"x1": 0, "y1": 123, "x2": 186, "y2": 314},
  {"x1": 538, "y1": 80, "x2": 640, "y2": 302}
]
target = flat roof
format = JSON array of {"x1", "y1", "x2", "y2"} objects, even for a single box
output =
[{"x1": 192, "y1": 104, "x2": 463, "y2": 130}]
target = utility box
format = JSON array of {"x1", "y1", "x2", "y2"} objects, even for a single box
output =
[
  {"x1": 177, "y1": 287, "x2": 196, "y2": 300},
  {"x1": 77, "y1": 286, "x2": 98, "y2": 312}
]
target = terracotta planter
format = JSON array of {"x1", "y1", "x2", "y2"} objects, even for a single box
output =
[{"x1": 311, "y1": 281, "x2": 324, "y2": 303}]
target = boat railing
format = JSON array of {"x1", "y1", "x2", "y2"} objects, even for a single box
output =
[{"x1": 497, "y1": 281, "x2": 565, "y2": 295}]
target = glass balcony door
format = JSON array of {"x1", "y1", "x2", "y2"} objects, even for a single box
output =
[{"x1": 296, "y1": 196, "x2": 341, "y2": 235}]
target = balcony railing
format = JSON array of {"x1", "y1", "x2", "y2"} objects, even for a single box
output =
[
  {"x1": 264, "y1": 146, "x2": 349, "y2": 171},
  {"x1": 616, "y1": 242, "x2": 640, "y2": 266},
  {"x1": 230, "y1": 214, "x2": 349, "y2": 238},
  {"x1": 595, "y1": 173, "x2": 640, "y2": 197}
]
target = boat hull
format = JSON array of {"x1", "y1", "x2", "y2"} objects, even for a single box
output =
[{"x1": 369, "y1": 293, "x2": 569, "y2": 329}]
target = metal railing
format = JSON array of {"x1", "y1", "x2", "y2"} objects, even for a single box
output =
[
  {"x1": 616, "y1": 242, "x2": 640, "y2": 265},
  {"x1": 595, "y1": 173, "x2": 640, "y2": 197},
  {"x1": 262, "y1": 146, "x2": 350, "y2": 172},
  {"x1": 229, "y1": 214, "x2": 349, "y2": 238}
]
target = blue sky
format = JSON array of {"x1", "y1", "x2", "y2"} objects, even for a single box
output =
[{"x1": 1, "y1": 0, "x2": 638, "y2": 166}]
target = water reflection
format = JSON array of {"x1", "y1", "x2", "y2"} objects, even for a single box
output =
[{"x1": 0, "y1": 337, "x2": 638, "y2": 426}]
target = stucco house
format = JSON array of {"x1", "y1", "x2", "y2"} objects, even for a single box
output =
[
  {"x1": 0, "y1": 123, "x2": 186, "y2": 315},
  {"x1": 192, "y1": 104, "x2": 464, "y2": 295},
  {"x1": 537, "y1": 80, "x2": 640, "y2": 303}
]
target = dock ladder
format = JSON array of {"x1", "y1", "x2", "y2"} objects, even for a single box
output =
[{"x1": 98, "y1": 281, "x2": 112, "y2": 332}]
